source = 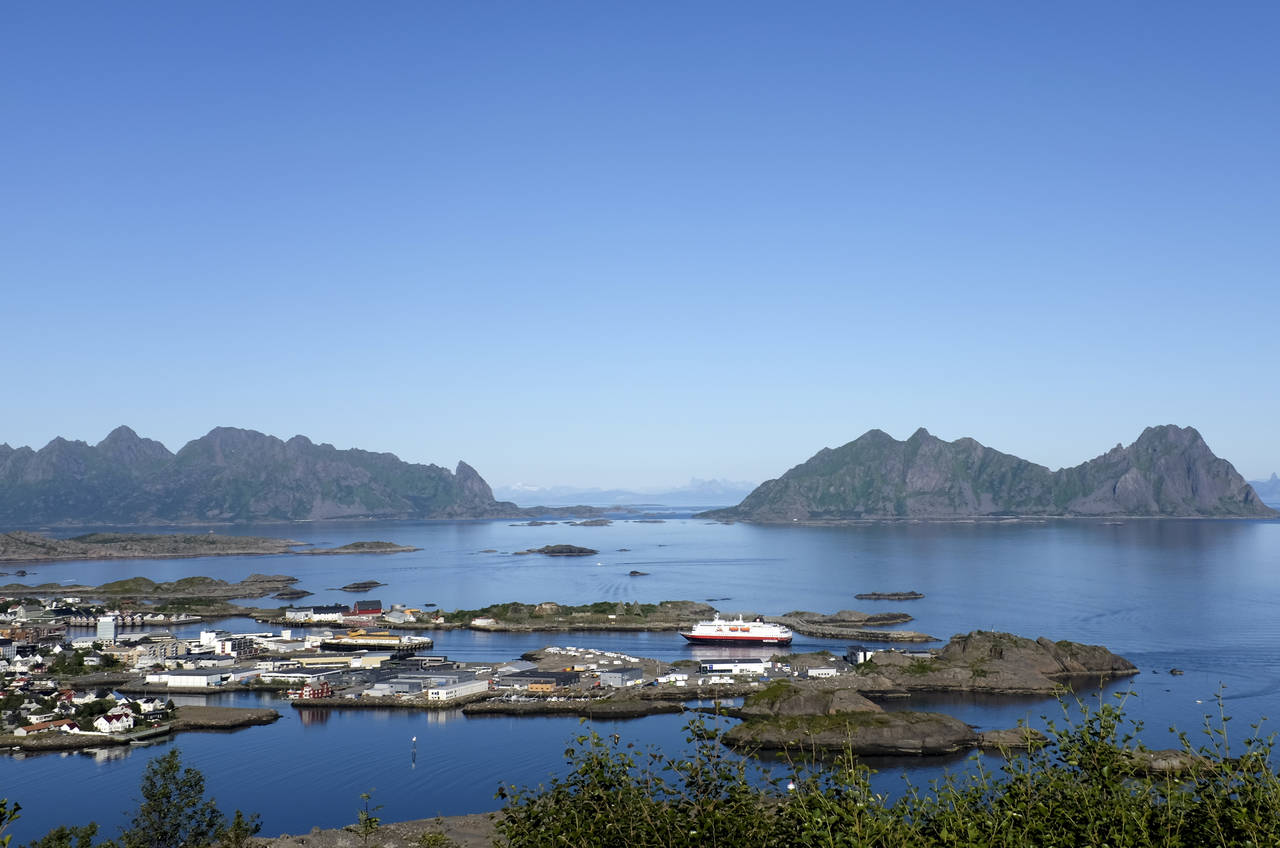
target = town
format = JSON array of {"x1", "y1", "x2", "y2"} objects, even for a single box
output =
[{"x1": 1, "y1": 593, "x2": 895, "y2": 740}]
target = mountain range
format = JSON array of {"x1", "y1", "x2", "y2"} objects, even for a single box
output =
[
  {"x1": 702, "y1": 425, "x2": 1276, "y2": 521},
  {"x1": 1249, "y1": 473, "x2": 1280, "y2": 504},
  {"x1": 0, "y1": 426, "x2": 535, "y2": 526},
  {"x1": 492, "y1": 478, "x2": 756, "y2": 507}
]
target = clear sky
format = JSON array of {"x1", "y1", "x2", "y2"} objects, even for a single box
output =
[{"x1": 3, "y1": 3, "x2": 1277, "y2": 488}]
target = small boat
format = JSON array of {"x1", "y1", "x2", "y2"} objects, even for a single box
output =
[{"x1": 680, "y1": 615, "x2": 793, "y2": 645}]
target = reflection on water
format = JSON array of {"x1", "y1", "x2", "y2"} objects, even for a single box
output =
[{"x1": 296, "y1": 708, "x2": 330, "y2": 726}]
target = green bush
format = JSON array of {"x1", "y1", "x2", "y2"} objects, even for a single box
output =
[{"x1": 498, "y1": 696, "x2": 1280, "y2": 847}]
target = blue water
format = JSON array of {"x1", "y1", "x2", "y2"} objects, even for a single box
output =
[{"x1": 3, "y1": 516, "x2": 1279, "y2": 841}]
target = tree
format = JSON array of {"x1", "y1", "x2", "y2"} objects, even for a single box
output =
[
  {"x1": 218, "y1": 812, "x2": 260, "y2": 848},
  {"x1": 118, "y1": 750, "x2": 225, "y2": 848},
  {"x1": 345, "y1": 791, "x2": 381, "y2": 848},
  {"x1": 21, "y1": 750, "x2": 257, "y2": 848},
  {"x1": 1, "y1": 799, "x2": 19, "y2": 848},
  {"x1": 20, "y1": 823, "x2": 98, "y2": 848}
]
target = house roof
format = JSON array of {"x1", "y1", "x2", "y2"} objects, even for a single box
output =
[{"x1": 21, "y1": 719, "x2": 78, "y2": 732}]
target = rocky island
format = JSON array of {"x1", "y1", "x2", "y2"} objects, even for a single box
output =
[
  {"x1": 442, "y1": 600, "x2": 714, "y2": 631},
  {"x1": 0, "y1": 531, "x2": 420, "y2": 563},
  {"x1": 701, "y1": 425, "x2": 1276, "y2": 521},
  {"x1": 856, "y1": 591, "x2": 925, "y2": 600},
  {"x1": 771, "y1": 609, "x2": 927, "y2": 641},
  {"x1": 0, "y1": 573, "x2": 302, "y2": 611},
  {"x1": 511, "y1": 544, "x2": 598, "y2": 557},
  {"x1": 299, "y1": 541, "x2": 419, "y2": 555},
  {"x1": 722, "y1": 631, "x2": 1136, "y2": 754},
  {"x1": 861, "y1": 630, "x2": 1139, "y2": 695}
]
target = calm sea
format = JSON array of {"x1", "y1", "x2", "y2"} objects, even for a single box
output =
[{"x1": 3, "y1": 514, "x2": 1279, "y2": 841}]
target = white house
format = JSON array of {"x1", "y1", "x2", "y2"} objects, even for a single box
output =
[
  {"x1": 15, "y1": 719, "x2": 79, "y2": 736},
  {"x1": 93, "y1": 711, "x2": 135, "y2": 733}
]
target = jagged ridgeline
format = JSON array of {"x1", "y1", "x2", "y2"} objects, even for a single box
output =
[
  {"x1": 0, "y1": 426, "x2": 526, "y2": 524},
  {"x1": 702, "y1": 425, "x2": 1276, "y2": 521}
]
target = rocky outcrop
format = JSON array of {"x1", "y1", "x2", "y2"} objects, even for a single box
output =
[
  {"x1": 736, "y1": 680, "x2": 883, "y2": 718},
  {"x1": 0, "y1": 531, "x2": 416, "y2": 563},
  {"x1": 978, "y1": 727, "x2": 1047, "y2": 750},
  {"x1": 1, "y1": 571, "x2": 299, "y2": 600},
  {"x1": 724, "y1": 678, "x2": 980, "y2": 755},
  {"x1": 0, "y1": 531, "x2": 299, "y2": 562},
  {"x1": 855, "y1": 591, "x2": 925, "y2": 600},
  {"x1": 865, "y1": 631, "x2": 1139, "y2": 695},
  {"x1": 703, "y1": 425, "x2": 1276, "y2": 521},
  {"x1": 512, "y1": 544, "x2": 599, "y2": 557},
  {"x1": 725, "y1": 705, "x2": 978, "y2": 755},
  {"x1": 0, "y1": 426, "x2": 544, "y2": 525},
  {"x1": 771, "y1": 610, "x2": 928, "y2": 641},
  {"x1": 721, "y1": 649, "x2": 1111, "y2": 755}
]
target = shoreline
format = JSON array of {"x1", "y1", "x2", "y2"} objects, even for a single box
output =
[
  {"x1": 0, "y1": 706, "x2": 278, "y2": 753},
  {"x1": 0, "y1": 530, "x2": 429, "y2": 565},
  {"x1": 704, "y1": 513, "x2": 1278, "y2": 525}
]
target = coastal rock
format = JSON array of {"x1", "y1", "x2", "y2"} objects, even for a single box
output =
[
  {"x1": 724, "y1": 709, "x2": 978, "y2": 755},
  {"x1": 725, "y1": 678, "x2": 981, "y2": 755},
  {"x1": 1, "y1": 572, "x2": 299, "y2": 601},
  {"x1": 336, "y1": 580, "x2": 386, "y2": 592},
  {"x1": 855, "y1": 591, "x2": 925, "y2": 600},
  {"x1": 299, "y1": 541, "x2": 419, "y2": 555},
  {"x1": 773, "y1": 610, "x2": 924, "y2": 641},
  {"x1": 513, "y1": 544, "x2": 598, "y2": 557},
  {"x1": 862, "y1": 631, "x2": 1139, "y2": 694},
  {"x1": 1125, "y1": 748, "x2": 1208, "y2": 775},
  {"x1": 737, "y1": 680, "x2": 883, "y2": 718},
  {"x1": 701, "y1": 425, "x2": 1276, "y2": 521},
  {"x1": 978, "y1": 727, "x2": 1048, "y2": 750},
  {"x1": 171, "y1": 704, "x2": 280, "y2": 729},
  {"x1": 0, "y1": 531, "x2": 302, "y2": 562},
  {"x1": 0, "y1": 531, "x2": 424, "y2": 563}
]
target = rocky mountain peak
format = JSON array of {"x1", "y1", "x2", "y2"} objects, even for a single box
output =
[
  {"x1": 101, "y1": 424, "x2": 141, "y2": 443},
  {"x1": 704, "y1": 426, "x2": 1275, "y2": 521},
  {"x1": 97, "y1": 425, "x2": 173, "y2": 467},
  {"x1": 1132, "y1": 424, "x2": 1206, "y2": 452},
  {"x1": 454, "y1": 460, "x2": 495, "y2": 502}
]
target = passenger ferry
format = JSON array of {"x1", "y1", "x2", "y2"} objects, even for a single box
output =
[{"x1": 679, "y1": 615, "x2": 793, "y2": 645}]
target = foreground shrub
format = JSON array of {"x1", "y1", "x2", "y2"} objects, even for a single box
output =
[{"x1": 498, "y1": 696, "x2": 1280, "y2": 848}]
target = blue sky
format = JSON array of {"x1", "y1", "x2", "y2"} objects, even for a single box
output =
[{"x1": 3, "y1": 3, "x2": 1277, "y2": 488}]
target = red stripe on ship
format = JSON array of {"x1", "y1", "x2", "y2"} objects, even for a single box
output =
[{"x1": 680, "y1": 633, "x2": 792, "y2": 643}]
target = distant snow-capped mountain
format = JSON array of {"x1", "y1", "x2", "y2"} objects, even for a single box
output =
[{"x1": 493, "y1": 478, "x2": 756, "y2": 507}]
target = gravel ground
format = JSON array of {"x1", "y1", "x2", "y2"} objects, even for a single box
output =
[{"x1": 264, "y1": 813, "x2": 501, "y2": 848}]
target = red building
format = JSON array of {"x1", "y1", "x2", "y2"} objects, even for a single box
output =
[{"x1": 350, "y1": 600, "x2": 383, "y2": 616}]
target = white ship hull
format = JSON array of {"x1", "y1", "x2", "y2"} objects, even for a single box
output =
[{"x1": 679, "y1": 617, "x2": 793, "y2": 646}]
